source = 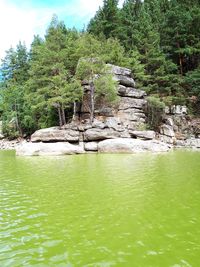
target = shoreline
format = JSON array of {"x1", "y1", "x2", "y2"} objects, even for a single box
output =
[
  {"x1": 0, "y1": 138, "x2": 25, "y2": 150},
  {"x1": 1, "y1": 138, "x2": 200, "y2": 156}
]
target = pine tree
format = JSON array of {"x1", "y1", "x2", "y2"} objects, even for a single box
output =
[
  {"x1": 161, "y1": 0, "x2": 200, "y2": 75},
  {"x1": 118, "y1": 0, "x2": 143, "y2": 50},
  {"x1": 0, "y1": 42, "x2": 30, "y2": 137},
  {"x1": 88, "y1": 0, "x2": 120, "y2": 38},
  {"x1": 76, "y1": 58, "x2": 118, "y2": 122},
  {"x1": 26, "y1": 16, "x2": 82, "y2": 128}
]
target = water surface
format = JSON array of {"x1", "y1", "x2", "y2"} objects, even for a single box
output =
[{"x1": 0, "y1": 150, "x2": 200, "y2": 266}]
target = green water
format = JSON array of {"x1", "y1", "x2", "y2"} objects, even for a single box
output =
[{"x1": 0, "y1": 150, "x2": 200, "y2": 267}]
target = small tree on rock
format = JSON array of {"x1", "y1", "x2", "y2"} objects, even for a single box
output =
[{"x1": 76, "y1": 58, "x2": 118, "y2": 122}]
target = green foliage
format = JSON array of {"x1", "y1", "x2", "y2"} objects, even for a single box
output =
[
  {"x1": 161, "y1": 0, "x2": 200, "y2": 75},
  {"x1": 94, "y1": 74, "x2": 119, "y2": 104},
  {"x1": 26, "y1": 17, "x2": 83, "y2": 128},
  {"x1": 1, "y1": 0, "x2": 200, "y2": 138},
  {"x1": 184, "y1": 67, "x2": 200, "y2": 99},
  {"x1": 146, "y1": 96, "x2": 165, "y2": 130},
  {"x1": 88, "y1": 0, "x2": 200, "y2": 100},
  {"x1": 0, "y1": 42, "x2": 30, "y2": 137},
  {"x1": 76, "y1": 58, "x2": 118, "y2": 121},
  {"x1": 183, "y1": 67, "x2": 200, "y2": 114},
  {"x1": 88, "y1": 0, "x2": 119, "y2": 38}
]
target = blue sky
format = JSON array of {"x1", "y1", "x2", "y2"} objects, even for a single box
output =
[{"x1": 0, "y1": 0, "x2": 124, "y2": 60}]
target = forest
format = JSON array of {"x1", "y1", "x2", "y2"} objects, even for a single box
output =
[{"x1": 0, "y1": 0, "x2": 199, "y2": 138}]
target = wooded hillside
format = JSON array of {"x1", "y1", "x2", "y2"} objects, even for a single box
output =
[{"x1": 0, "y1": 0, "x2": 199, "y2": 138}]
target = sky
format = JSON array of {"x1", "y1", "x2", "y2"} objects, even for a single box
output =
[{"x1": 0, "y1": 0, "x2": 124, "y2": 60}]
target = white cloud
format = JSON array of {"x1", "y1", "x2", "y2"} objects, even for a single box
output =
[
  {"x1": 0, "y1": 0, "x2": 54, "y2": 60},
  {"x1": 0, "y1": 0, "x2": 125, "y2": 60}
]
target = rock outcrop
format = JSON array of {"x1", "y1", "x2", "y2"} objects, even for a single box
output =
[
  {"x1": 84, "y1": 141, "x2": 98, "y2": 152},
  {"x1": 0, "y1": 139, "x2": 21, "y2": 150},
  {"x1": 158, "y1": 105, "x2": 200, "y2": 148},
  {"x1": 83, "y1": 128, "x2": 121, "y2": 141},
  {"x1": 31, "y1": 127, "x2": 80, "y2": 142},
  {"x1": 77, "y1": 63, "x2": 147, "y2": 131},
  {"x1": 129, "y1": 130, "x2": 156, "y2": 140},
  {"x1": 98, "y1": 138, "x2": 170, "y2": 153},
  {"x1": 16, "y1": 142, "x2": 85, "y2": 156},
  {"x1": 13, "y1": 64, "x2": 200, "y2": 155}
]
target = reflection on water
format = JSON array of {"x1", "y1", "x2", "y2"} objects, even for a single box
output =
[{"x1": 0, "y1": 150, "x2": 200, "y2": 266}]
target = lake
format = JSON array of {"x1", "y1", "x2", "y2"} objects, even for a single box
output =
[{"x1": 0, "y1": 150, "x2": 200, "y2": 267}]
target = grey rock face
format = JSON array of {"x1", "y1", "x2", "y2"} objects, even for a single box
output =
[
  {"x1": 160, "y1": 124, "x2": 175, "y2": 137},
  {"x1": 185, "y1": 138, "x2": 200, "y2": 148},
  {"x1": 127, "y1": 122, "x2": 146, "y2": 131},
  {"x1": 84, "y1": 128, "x2": 120, "y2": 141},
  {"x1": 107, "y1": 64, "x2": 132, "y2": 77},
  {"x1": 117, "y1": 109, "x2": 146, "y2": 123},
  {"x1": 114, "y1": 75, "x2": 135, "y2": 87},
  {"x1": 191, "y1": 119, "x2": 200, "y2": 136},
  {"x1": 118, "y1": 85, "x2": 146, "y2": 98},
  {"x1": 95, "y1": 107, "x2": 114, "y2": 117},
  {"x1": 159, "y1": 135, "x2": 176, "y2": 145},
  {"x1": 84, "y1": 141, "x2": 98, "y2": 151},
  {"x1": 16, "y1": 142, "x2": 85, "y2": 156},
  {"x1": 92, "y1": 119, "x2": 105, "y2": 129},
  {"x1": 104, "y1": 117, "x2": 125, "y2": 131},
  {"x1": 165, "y1": 117, "x2": 174, "y2": 127},
  {"x1": 31, "y1": 127, "x2": 80, "y2": 142},
  {"x1": 175, "y1": 138, "x2": 200, "y2": 148},
  {"x1": 165, "y1": 105, "x2": 187, "y2": 115},
  {"x1": 118, "y1": 97, "x2": 146, "y2": 110},
  {"x1": 98, "y1": 138, "x2": 170, "y2": 153},
  {"x1": 129, "y1": 130, "x2": 156, "y2": 140}
]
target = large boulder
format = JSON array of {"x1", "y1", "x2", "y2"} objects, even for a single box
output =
[
  {"x1": 185, "y1": 138, "x2": 200, "y2": 148},
  {"x1": 176, "y1": 138, "x2": 200, "y2": 148},
  {"x1": 118, "y1": 97, "x2": 146, "y2": 110},
  {"x1": 117, "y1": 109, "x2": 146, "y2": 122},
  {"x1": 159, "y1": 135, "x2": 176, "y2": 145},
  {"x1": 114, "y1": 75, "x2": 135, "y2": 87},
  {"x1": 118, "y1": 85, "x2": 146, "y2": 99},
  {"x1": 98, "y1": 138, "x2": 170, "y2": 153},
  {"x1": 191, "y1": 119, "x2": 200, "y2": 137},
  {"x1": 165, "y1": 105, "x2": 187, "y2": 115},
  {"x1": 84, "y1": 128, "x2": 120, "y2": 141},
  {"x1": 16, "y1": 142, "x2": 85, "y2": 156},
  {"x1": 31, "y1": 127, "x2": 80, "y2": 142},
  {"x1": 129, "y1": 130, "x2": 156, "y2": 140},
  {"x1": 92, "y1": 119, "x2": 105, "y2": 129},
  {"x1": 160, "y1": 124, "x2": 175, "y2": 137},
  {"x1": 104, "y1": 117, "x2": 125, "y2": 132},
  {"x1": 107, "y1": 64, "x2": 132, "y2": 77},
  {"x1": 84, "y1": 141, "x2": 98, "y2": 151}
]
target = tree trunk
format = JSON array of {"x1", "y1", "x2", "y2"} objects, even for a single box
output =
[
  {"x1": 176, "y1": 31, "x2": 183, "y2": 75},
  {"x1": 178, "y1": 53, "x2": 183, "y2": 76},
  {"x1": 61, "y1": 105, "x2": 66, "y2": 125},
  {"x1": 73, "y1": 101, "x2": 76, "y2": 121},
  {"x1": 14, "y1": 101, "x2": 23, "y2": 137},
  {"x1": 90, "y1": 81, "x2": 95, "y2": 123},
  {"x1": 58, "y1": 107, "x2": 62, "y2": 128}
]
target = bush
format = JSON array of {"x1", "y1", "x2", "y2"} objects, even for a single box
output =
[{"x1": 146, "y1": 96, "x2": 165, "y2": 130}]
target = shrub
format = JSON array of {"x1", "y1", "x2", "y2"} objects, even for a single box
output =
[{"x1": 146, "y1": 96, "x2": 165, "y2": 130}]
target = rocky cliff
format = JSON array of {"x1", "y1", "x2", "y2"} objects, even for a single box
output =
[
  {"x1": 31, "y1": 64, "x2": 152, "y2": 142},
  {"x1": 16, "y1": 64, "x2": 200, "y2": 155},
  {"x1": 159, "y1": 107, "x2": 200, "y2": 148}
]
